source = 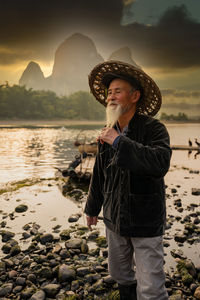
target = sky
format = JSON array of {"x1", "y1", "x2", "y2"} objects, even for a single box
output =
[{"x1": 0, "y1": 0, "x2": 200, "y2": 110}]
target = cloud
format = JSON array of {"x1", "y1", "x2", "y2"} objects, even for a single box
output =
[
  {"x1": 0, "y1": 0, "x2": 122, "y2": 47},
  {"x1": 0, "y1": 47, "x2": 32, "y2": 65},
  {"x1": 0, "y1": 1, "x2": 199, "y2": 73},
  {"x1": 161, "y1": 88, "x2": 200, "y2": 104},
  {"x1": 122, "y1": 5, "x2": 200, "y2": 69}
]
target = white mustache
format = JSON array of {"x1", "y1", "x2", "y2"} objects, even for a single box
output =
[{"x1": 106, "y1": 103, "x2": 122, "y2": 128}]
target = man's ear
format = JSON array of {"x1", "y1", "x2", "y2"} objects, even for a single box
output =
[{"x1": 131, "y1": 90, "x2": 141, "y2": 104}]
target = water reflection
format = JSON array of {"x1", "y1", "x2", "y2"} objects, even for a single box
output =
[
  {"x1": 0, "y1": 127, "x2": 100, "y2": 185},
  {"x1": 0, "y1": 124, "x2": 199, "y2": 186}
]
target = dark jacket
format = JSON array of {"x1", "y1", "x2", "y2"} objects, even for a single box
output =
[{"x1": 84, "y1": 113, "x2": 172, "y2": 237}]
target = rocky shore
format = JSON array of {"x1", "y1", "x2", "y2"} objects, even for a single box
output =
[{"x1": 0, "y1": 165, "x2": 200, "y2": 299}]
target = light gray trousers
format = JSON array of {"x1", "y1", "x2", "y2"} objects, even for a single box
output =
[{"x1": 106, "y1": 227, "x2": 169, "y2": 300}]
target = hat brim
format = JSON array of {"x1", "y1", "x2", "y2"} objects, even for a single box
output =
[{"x1": 88, "y1": 60, "x2": 162, "y2": 117}]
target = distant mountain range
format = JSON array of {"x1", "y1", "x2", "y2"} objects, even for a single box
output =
[{"x1": 19, "y1": 33, "x2": 139, "y2": 95}]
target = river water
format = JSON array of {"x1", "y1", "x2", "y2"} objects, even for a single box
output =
[
  {"x1": 0, "y1": 123, "x2": 200, "y2": 271},
  {"x1": 0, "y1": 123, "x2": 200, "y2": 185}
]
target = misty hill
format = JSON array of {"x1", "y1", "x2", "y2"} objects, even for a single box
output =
[
  {"x1": 19, "y1": 62, "x2": 45, "y2": 90},
  {"x1": 50, "y1": 33, "x2": 104, "y2": 94},
  {"x1": 19, "y1": 33, "x2": 104, "y2": 95},
  {"x1": 109, "y1": 47, "x2": 140, "y2": 67},
  {"x1": 19, "y1": 34, "x2": 139, "y2": 95}
]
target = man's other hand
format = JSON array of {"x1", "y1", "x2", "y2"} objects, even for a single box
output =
[{"x1": 86, "y1": 216, "x2": 98, "y2": 230}]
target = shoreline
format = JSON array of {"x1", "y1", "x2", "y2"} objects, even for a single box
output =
[
  {"x1": 0, "y1": 119, "x2": 200, "y2": 128},
  {"x1": 0, "y1": 119, "x2": 105, "y2": 127}
]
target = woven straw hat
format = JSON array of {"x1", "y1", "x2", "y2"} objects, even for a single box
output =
[{"x1": 88, "y1": 60, "x2": 162, "y2": 116}]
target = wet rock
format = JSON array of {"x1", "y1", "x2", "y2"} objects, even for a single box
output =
[
  {"x1": 8, "y1": 270, "x2": 18, "y2": 278},
  {"x1": 27, "y1": 274, "x2": 37, "y2": 284},
  {"x1": 52, "y1": 224, "x2": 61, "y2": 231},
  {"x1": 16, "y1": 277, "x2": 26, "y2": 286},
  {"x1": 30, "y1": 223, "x2": 41, "y2": 235},
  {"x1": 88, "y1": 278, "x2": 105, "y2": 294},
  {"x1": 40, "y1": 233, "x2": 54, "y2": 244},
  {"x1": 170, "y1": 249, "x2": 186, "y2": 259},
  {"x1": 169, "y1": 293, "x2": 182, "y2": 300},
  {"x1": 174, "y1": 234, "x2": 186, "y2": 243},
  {"x1": 89, "y1": 247, "x2": 100, "y2": 256},
  {"x1": 2, "y1": 242, "x2": 12, "y2": 254},
  {"x1": 15, "y1": 204, "x2": 28, "y2": 213},
  {"x1": 58, "y1": 264, "x2": 76, "y2": 282},
  {"x1": 189, "y1": 170, "x2": 199, "y2": 174},
  {"x1": 0, "y1": 221, "x2": 7, "y2": 227},
  {"x1": 28, "y1": 241, "x2": 39, "y2": 252},
  {"x1": 0, "y1": 261, "x2": 6, "y2": 271},
  {"x1": 88, "y1": 230, "x2": 99, "y2": 240},
  {"x1": 13, "y1": 285, "x2": 23, "y2": 293},
  {"x1": 68, "y1": 189, "x2": 83, "y2": 200},
  {"x1": 163, "y1": 241, "x2": 170, "y2": 247},
  {"x1": 95, "y1": 236, "x2": 107, "y2": 247},
  {"x1": 36, "y1": 266, "x2": 53, "y2": 279},
  {"x1": 190, "y1": 283, "x2": 198, "y2": 293},
  {"x1": 42, "y1": 283, "x2": 61, "y2": 297},
  {"x1": 185, "y1": 223, "x2": 197, "y2": 233},
  {"x1": 177, "y1": 259, "x2": 193, "y2": 285},
  {"x1": 60, "y1": 229, "x2": 71, "y2": 240},
  {"x1": 165, "y1": 222, "x2": 172, "y2": 230},
  {"x1": 108, "y1": 290, "x2": 120, "y2": 299},
  {"x1": 30, "y1": 290, "x2": 46, "y2": 300},
  {"x1": 71, "y1": 280, "x2": 80, "y2": 291},
  {"x1": 174, "y1": 199, "x2": 182, "y2": 207},
  {"x1": 21, "y1": 287, "x2": 36, "y2": 299},
  {"x1": 0, "y1": 230, "x2": 15, "y2": 242},
  {"x1": 68, "y1": 214, "x2": 80, "y2": 223},
  {"x1": 23, "y1": 223, "x2": 31, "y2": 231},
  {"x1": 3, "y1": 258, "x2": 14, "y2": 267},
  {"x1": 10, "y1": 244, "x2": 21, "y2": 256},
  {"x1": 65, "y1": 238, "x2": 82, "y2": 249},
  {"x1": 191, "y1": 188, "x2": 200, "y2": 196},
  {"x1": 185, "y1": 260, "x2": 196, "y2": 277},
  {"x1": 77, "y1": 266, "x2": 91, "y2": 277},
  {"x1": 22, "y1": 232, "x2": 31, "y2": 239},
  {"x1": 194, "y1": 286, "x2": 200, "y2": 299},
  {"x1": 0, "y1": 283, "x2": 13, "y2": 297},
  {"x1": 59, "y1": 249, "x2": 70, "y2": 259},
  {"x1": 194, "y1": 217, "x2": 200, "y2": 224},
  {"x1": 81, "y1": 242, "x2": 89, "y2": 254},
  {"x1": 103, "y1": 275, "x2": 116, "y2": 284},
  {"x1": 52, "y1": 243, "x2": 62, "y2": 253},
  {"x1": 95, "y1": 265, "x2": 105, "y2": 273},
  {"x1": 102, "y1": 249, "x2": 108, "y2": 258}
]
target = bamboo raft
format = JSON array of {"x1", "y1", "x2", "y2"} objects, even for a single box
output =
[
  {"x1": 58, "y1": 143, "x2": 200, "y2": 184},
  {"x1": 171, "y1": 145, "x2": 200, "y2": 151},
  {"x1": 73, "y1": 144, "x2": 200, "y2": 176},
  {"x1": 77, "y1": 143, "x2": 200, "y2": 154}
]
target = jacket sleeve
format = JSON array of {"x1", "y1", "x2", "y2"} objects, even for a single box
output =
[
  {"x1": 114, "y1": 120, "x2": 172, "y2": 178},
  {"x1": 84, "y1": 145, "x2": 105, "y2": 216}
]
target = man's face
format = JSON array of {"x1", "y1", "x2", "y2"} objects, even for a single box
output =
[{"x1": 106, "y1": 78, "x2": 136, "y2": 114}]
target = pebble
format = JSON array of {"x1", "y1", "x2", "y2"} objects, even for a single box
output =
[
  {"x1": 15, "y1": 204, "x2": 28, "y2": 213},
  {"x1": 191, "y1": 188, "x2": 200, "y2": 195}
]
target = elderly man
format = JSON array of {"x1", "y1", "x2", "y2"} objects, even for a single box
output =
[{"x1": 84, "y1": 60, "x2": 171, "y2": 300}]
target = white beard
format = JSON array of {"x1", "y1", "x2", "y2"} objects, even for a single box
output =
[{"x1": 106, "y1": 103, "x2": 123, "y2": 128}]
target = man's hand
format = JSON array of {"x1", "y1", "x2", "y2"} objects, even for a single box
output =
[
  {"x1": 98, "y1": 127, "x2": 119, "y2": 145},
  {"x1": 86, "y1": 216, "x2": 98, "y2": 230}
]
